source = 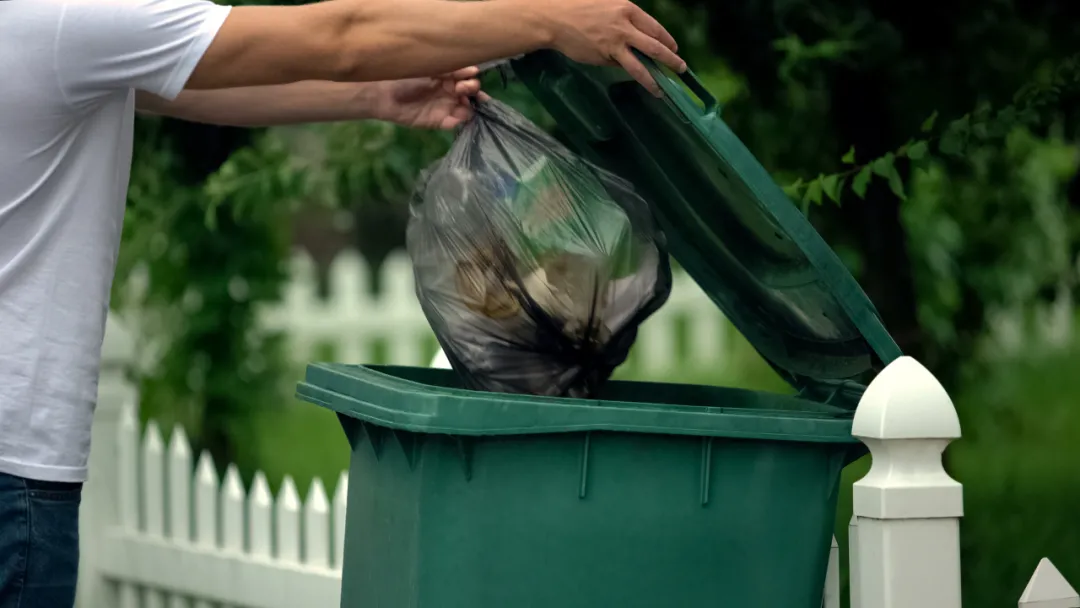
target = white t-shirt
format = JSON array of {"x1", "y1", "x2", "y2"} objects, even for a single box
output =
[{"x1": 0, "y1": 0, "x2": 231, "y2": 482}]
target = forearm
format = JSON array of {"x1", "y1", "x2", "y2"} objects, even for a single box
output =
[
  {"x1": 187, "y1": 0, "x2": 553, "y2": 90},
  {"x1": 324, "y1": 0, "x2": 554, "y2": 81},
  {"x1": 136, "y1": 81, "x2": 379, "y2": 127}
]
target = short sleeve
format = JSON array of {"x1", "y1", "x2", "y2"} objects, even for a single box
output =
[{"x1": 55, "y1": 0, "x2": 232, "y2": 105}]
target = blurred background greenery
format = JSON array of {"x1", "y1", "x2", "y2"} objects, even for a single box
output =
[{"x1": 116, "y1": 0, "x2": 1080, "y2": 605}]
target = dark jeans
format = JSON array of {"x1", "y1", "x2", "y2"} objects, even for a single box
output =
[{"x1": 0, "y1": 471, "x2": 81, "y2": 608}]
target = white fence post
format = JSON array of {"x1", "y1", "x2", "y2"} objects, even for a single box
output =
[
  {"x1": 77, "y1": 317, "x2": 137, "y2": 608},
  {"x1": 1019, "y1": 558, "x2": 1080, "y2": 607},
  {"x1": 850, "y1": 356, "x2": 963, "y2": 608},
  {"x1": 848, "y1": 514, "x2": 861, "y2": 608}
]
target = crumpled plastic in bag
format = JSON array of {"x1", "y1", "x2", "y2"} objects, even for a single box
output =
[{"x1": 407, "y1": 99, "x2": 672, "y2": 398}]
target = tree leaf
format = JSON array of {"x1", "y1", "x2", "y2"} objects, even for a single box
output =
[
  {"x1": 852, "y1": 166, "x2": 872, "y2": 199},
  {"x1": 783, "y1": 177, "x2": 805, "y2": 198},
  {"x1": 803, "y1": 178, "x2": 824, "y2": 206},
  {"x1": 886, "y1": 165, "x2": 906, "y2": 200},
  {"x1": 939, "y1": 131, "x2": 965, "y2": 156},
  {"x1": 921, "y1": 111, "x2": 939, "y2": 132},
  {"x1": 951, "y1": 113, "x2": 972, "y2": 136},
  {"x1": 822, "y1": 174, "x2": 842, "y2": 203},
  {"x1": 841, "y1": 146, "x2": 856, "y2": 164},
  {"x1": 872, "y1": 153, "x2": 895, "y2": 177},
  {"x1": 906, "y1": 140, "x2": 929, "y2": 161}
]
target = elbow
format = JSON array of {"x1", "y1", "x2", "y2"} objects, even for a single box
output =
[{"x1": 318, "y1": 4, "x2": 384, "y2": 82}]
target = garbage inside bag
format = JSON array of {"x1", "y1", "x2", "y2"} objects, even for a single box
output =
[{"x1": 406, "y1": 99, "x2": 673, "y2": 398}]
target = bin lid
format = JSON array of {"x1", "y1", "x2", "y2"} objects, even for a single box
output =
[{"x1": 508, "y1": 52, "x2": 902, "y2": 408}]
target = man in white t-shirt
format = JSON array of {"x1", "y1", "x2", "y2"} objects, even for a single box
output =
[{"x1": 0, "y1": 0, "x2": 683, "y2": 604}]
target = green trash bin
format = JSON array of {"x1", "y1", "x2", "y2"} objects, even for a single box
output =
[{"x1": 296, "y1": 52, "x2": 903, "y2": 608}]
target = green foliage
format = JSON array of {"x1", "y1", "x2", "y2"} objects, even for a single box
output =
[
  {"x1": 122, "y1": 121, "x2": 296, "y2": 465},
  {"x1": 903, "y1": 127, "x2": 1079, "y2": 360},
  {"x1": 785, "y1": 54, "x2": 1080, "y2": 209},
  {"x1": 203, "y1": 134, "x2": 306, "y2": 227}
]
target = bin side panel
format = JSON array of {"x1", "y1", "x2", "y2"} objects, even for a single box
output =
[{"x1": 339, "y1": 430, "x2": 842, "y2": 608}]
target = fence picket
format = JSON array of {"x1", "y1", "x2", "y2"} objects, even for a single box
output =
[
  {"x1": 167, "y1": 428, "x2": 193, "y2": 608},
  {"x1": 118, "y1": 401, "x2": 140, "y2": 531},
  {"x1": 277, "y1": 251, "x2": 319, "y2": 359},
  {"x1": 221, "y1": 465, "x2": 245, "y2": 553},
  {"x1": 304, "y1": 479, "x2": 331, "y2": 568},
  {"x1": 1019, "y1": 558, "x2": 1080, "y2": 607},
  {"x1": 118, "y1": 586, "x2": 140, "y2": 608},
  {"x1": 679, "y1": 279, "x2": 726, "y2": 366},
  {"x1": 639, "y1": 306, "x2": 679, "y2": 374},
  {"x1": 142, "y1": 422, "x2": 168, "y2": 608},
  {"x1": 248, "y1": 472, "x2": 273, "y2": 559},
  {"x1": 194, "y1": 453, "x2": 219, "y2": 548},
  {"x1": 276, "y1": 476, "x2": 302, "y2": 564},
  {"x1": 168, "y1": 427, "x2": 192, "y2": 543},
  {"x1": 332, "y1": 471, "x2": 348, "y2": 570},
  {"x1": 143, "y1": 422, "x2": 166, "y2": 537}
]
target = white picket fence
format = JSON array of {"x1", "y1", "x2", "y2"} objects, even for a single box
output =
[
  {"x1": 118, "y1": 249, "x2": 730, "y2": 379},
  {"x1": 119, "y1": 246, "x2": 1073, "y2": 385},
  {"x1": 76, "y1": 318, "x2": 1080, "y2": 608},
  {"x1": 79, "y1": 320, "x2": 347, "y2": 608},
  {"x1": 267, "y1": 249, "x2": 729, "y2": 374}
]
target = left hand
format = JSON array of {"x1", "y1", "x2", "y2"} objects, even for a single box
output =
[{"x1": 372, "y1": 66, "x2": 489, "y2": 130}]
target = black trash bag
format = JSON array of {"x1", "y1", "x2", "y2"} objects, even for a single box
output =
[{"x1": 406, "y1": 99, "x2": 672, "y2": 398}]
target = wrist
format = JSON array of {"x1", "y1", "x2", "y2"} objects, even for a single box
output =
[
  {"x1": 503, "y1": 0, "x2": 557, "y2": 51},
  {"x1": 346, "y1": 81, "x2": 393, "y2": 121}
]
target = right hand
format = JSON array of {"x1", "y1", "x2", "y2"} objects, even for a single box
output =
[{"x1": 540, "y1": 0, "x2": 687, "y2": 97}]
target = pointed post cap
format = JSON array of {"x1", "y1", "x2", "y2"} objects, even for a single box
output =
[
  {"x1": 853, "y1": 356, "x2": 961, "y2": 440},
  {"x1": 1020, "y1": 558, "x2": 1080, "y2": 607}
]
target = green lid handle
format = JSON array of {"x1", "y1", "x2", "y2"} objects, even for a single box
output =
[
  {"x1": 674, "y1": 69, "x2": 718, "y2": 113},
  {"x1": 636, "y1": 52, "x2": 718, "y2": 114}
]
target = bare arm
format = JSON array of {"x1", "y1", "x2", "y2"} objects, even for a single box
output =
[
  {"x1": 187, "y1": 0, "x2": 684, "y2": 95},
  {"x1": 135, "y1": 81, "x2": 381, "y2": 127}
]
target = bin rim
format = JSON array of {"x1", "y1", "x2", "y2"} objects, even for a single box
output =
[
  {"x1": 508, "y1": 52, "x2": 903, "y2": 409},
  {"x1": 296, "y1": 363, "x2": 860, "y2": 444}
]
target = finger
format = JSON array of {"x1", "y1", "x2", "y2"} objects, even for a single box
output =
[
  {"x1": 451, "y1": 104, "x2": 472, "y2": 121},
  {"x1": 442, "y1": 104, "x2": 475, "y2": 130},
  {"x1": 454, "y1": 78, "x2": 481, "y2": 97},
  {"x1": 445, "y1": 66, "x2": 480, "y2": 81},
  {"x1": 627, "y1": 5, "x2": 678, "y2": 52},
  {"x1": 613, "y1": 48, "x2": 662, "y2": 97},
  {"x1": 477, "y1": 91, "x2": 492, "y2": 102},
  {"x1": 628, "y1": 30, "x2": 686, "y2": 74}
]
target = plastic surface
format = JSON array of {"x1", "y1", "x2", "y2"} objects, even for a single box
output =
[
  {"x1": 509, "y1": 52, "x2": 903, "y2": 408},
  {"x1": 300, "y1": 363, "x2": 856, "y2": 441},
  {"x1": 297, "y1": 364, "x2": 860, "y2": 608},
  {"x1": 406, "y1": 100, "x2": 671, "y2": 398}
]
